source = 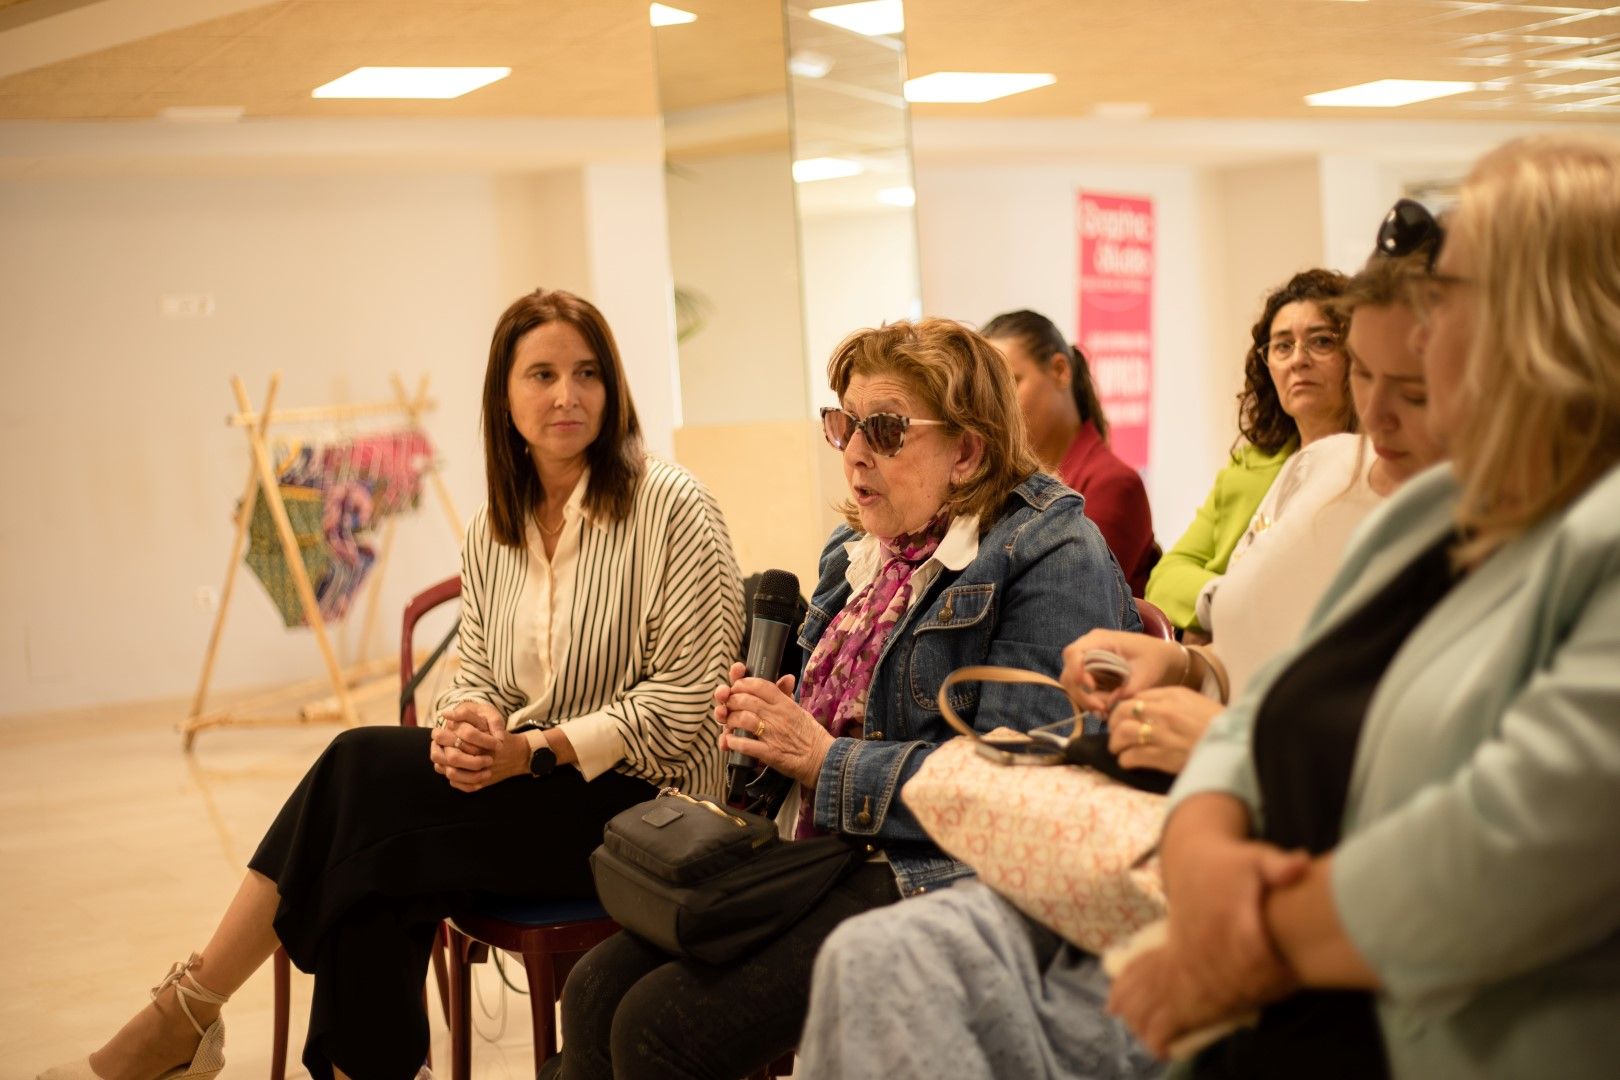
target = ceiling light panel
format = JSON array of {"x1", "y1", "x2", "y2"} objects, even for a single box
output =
[
  {"x1": 311, "y1": 67, "x2": 511, "y2": 100},
  {"x1": 904, "y1": 71, "x2": 1056, "y2": 104},
  {"x1": 808, "y1": 1, "x2": 904, "y2": 37},
  {"x1": 1305, "y1": 79, "x2": 1477, "y2": 107},
  {"x1": 793, "y1": 157, "x2": 863, "y2": 182},
  {"x1": 649, "y1": 4, "x2": 696, "y2": 27}
]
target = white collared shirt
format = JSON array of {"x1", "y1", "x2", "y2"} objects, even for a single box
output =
[
  {"x1": 841, "y1": 514, "x2": 982, "y2": 606},
  {"x1": 504, "y1": 470, "x2": 623, "y2": 778}
]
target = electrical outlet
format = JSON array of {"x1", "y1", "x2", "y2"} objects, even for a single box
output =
[
  {"x1": 194, "y1": 585, "x2": 219, "y2": 613},
  {"x1": 161, "y1": 293, "x2": 215, "y2": 319}
]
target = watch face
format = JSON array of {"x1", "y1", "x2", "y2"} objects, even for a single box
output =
[{"x1": 529, "y1": 745, "x2": 558, "y2": 777}]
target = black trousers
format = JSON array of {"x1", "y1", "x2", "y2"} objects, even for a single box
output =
[
  {"x1": 548, "y1": 861, "x2": 901, "y2": 1080},
  {"x1": 247, "y1": 725, "x2": 654, "y2": 1080}
]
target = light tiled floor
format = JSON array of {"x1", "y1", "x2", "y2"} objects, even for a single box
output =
[{"x1": 0, "y1": 694, "x2": 544, "y2": 1080}]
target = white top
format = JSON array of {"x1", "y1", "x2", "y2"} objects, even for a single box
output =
[
  {"x1": 1207, "y1": 433, "x2": 1384, "y2": 698},
  {"x1": 436, "y1": 456, "x2": 744, "y2": 796},
  {"x1": 841, "y1": 513, "x2": 982, "y2": 600}
]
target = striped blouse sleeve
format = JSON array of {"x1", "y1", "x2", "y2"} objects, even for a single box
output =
[{"x1": 570, "y1": 468, "x2": 743, "y2": 794}]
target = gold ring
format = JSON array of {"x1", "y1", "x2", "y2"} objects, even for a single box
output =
[
  {"x1": 454, "y1": 736, "x2": 463, "y2": 750},
  {"x1": 756, "y1": 719, "x2": 769, "y2": 741},
  {"x1": 1131, "y1": 699, "x2": 1146, "y2": 721},
  {"x1": 1139, "y1": 723, "x2": 1154, "y2": 747}
]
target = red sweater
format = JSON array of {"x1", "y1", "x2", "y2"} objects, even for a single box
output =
[{"x1": 1057, "y1": 423, "x2": 1158, "y2": 596}]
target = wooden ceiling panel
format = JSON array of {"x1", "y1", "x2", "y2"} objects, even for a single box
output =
[
  {"x1": 653, "y1": 0, "x2": 788, "y2": 114},
  {"x1": 902, "y1": 0, "x2": 1620, "y2": 121},
  {"x1": 0, "y1": 0, "x2": 659, "y2": 118},
  {"x1": 0, "y1": 0, "x2": 1616, "y2": 123}
]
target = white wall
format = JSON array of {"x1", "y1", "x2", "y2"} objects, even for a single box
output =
[
  {"x1": 0, "y1": 163, "x2": 673, "y2": 718},
  {"x1": 913, "y1": 160, "x2": 1223, "y2": 544},
  {"x1": 1205, "y1": 156, "x2": 1326, "y2": 457},
  {"x1": 666, "y1": 152, "x2": 808, "y2": 427},
  {"x1": 799, "y1": 207, "x2": 920, "y2": 411}
]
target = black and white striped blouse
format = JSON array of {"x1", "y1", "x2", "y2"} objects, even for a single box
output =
[{"x1": 437, "y1": 456, "x2": 744, "y2": 796}]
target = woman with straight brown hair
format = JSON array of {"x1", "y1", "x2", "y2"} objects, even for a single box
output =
[{"x1": 41, "y1": 288, "x2": 744, "y2": 1080}]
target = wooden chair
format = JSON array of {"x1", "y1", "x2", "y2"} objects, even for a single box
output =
[
  {"x1": 1133, "y1": 596, "x2": 1175, "y2": 641},
  {"x1": 269, "y1": 574, "x2": 621, "y2": 1080}
]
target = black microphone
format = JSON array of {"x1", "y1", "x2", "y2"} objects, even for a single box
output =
[{"x1": 725, "y1": 569, "x2": 801, "y2": 806}]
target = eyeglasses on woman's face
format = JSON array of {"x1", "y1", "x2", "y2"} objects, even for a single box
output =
[
  {"x1": 1266, "y1": 332, "x2": 1341, "y2": 364},
  {"x1": 819, "y1": 406, "x2": 947, "y2": 457}
]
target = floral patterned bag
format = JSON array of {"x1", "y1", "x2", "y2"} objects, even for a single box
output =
[{"x1": 901, "y1": 665, "x2": 1167, "y2": 953}]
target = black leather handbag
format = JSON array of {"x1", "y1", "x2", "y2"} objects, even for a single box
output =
[{"x1": 589, "y1": 789, "x2": 862, "y2": 965}]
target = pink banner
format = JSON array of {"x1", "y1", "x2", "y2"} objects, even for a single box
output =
[{"x1": 1077, "y1": 192, "x2": 1154, "y2": 470}]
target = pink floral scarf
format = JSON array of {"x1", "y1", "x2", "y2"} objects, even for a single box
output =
[{"x1": 795, "y1": 514, "x2": 949, "y2": 837}]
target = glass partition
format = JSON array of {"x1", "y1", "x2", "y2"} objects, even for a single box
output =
[{"x1": 654, "y1": 1, "x2": 921, "y2": 581}]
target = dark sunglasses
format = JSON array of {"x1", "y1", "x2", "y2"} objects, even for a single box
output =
[
  {"x1": 1376, "y1": 198, "x2": 1445, "y2": 270},
  {"x1": 820, "y1": 406, "x2": 946, "y2": 457}
]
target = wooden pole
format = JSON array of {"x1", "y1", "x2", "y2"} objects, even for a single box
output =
[
  {"x1": 232, "y1": 379, "x2": 360, "y2": 729},
  {"x1": 183, "y1": 374, "x2": 282, "y2": 750},
  {"x1": 226, "y1": 397, "x2": 437, "y2": 428},
  {"x1": 395, "y1": 371, "x2": 464, "y2": 538},
  {"x1": 355, "y1": 516, "x2": 398, "y2": 665}
]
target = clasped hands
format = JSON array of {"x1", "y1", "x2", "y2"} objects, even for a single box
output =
[
  {"x1": 714, "y1": 661, "x2": 834, "y2": 789},
  {"x1": 431, "y1": 700, "x2": 529, "y2": 792},
  {"x1": 1060, "y1": 635, "x2": 1311, "y2": 1057}
]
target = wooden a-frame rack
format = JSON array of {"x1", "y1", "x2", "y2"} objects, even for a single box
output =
[{"x1": 181, "y1": 372, "x2": 462, "y2": 750}]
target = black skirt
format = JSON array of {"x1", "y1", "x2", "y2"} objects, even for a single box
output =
[{"x1": 248, "y1": 725, "x2": 654, "y2": 1078}]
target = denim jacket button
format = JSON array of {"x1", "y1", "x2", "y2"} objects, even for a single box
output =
[
  {"x1": 865, "y1": 730, "x2": 883, "y2": 740},
  {"x1": 938, "y1": 603, "x2": 954, "y2": 624},
  {"x1": 856, "y1": 810, "x2": 873, "y2": 826}
]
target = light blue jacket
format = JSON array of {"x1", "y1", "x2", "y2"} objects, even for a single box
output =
[
  {"x1": 1173, "y1": 461, "x2": 1620, "y2": 1078},
  {"x1": 804, "y1": 471, "x2": 1141, "y2": 896}
]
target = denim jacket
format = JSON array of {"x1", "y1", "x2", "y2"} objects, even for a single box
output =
[{"x1": 802, "y1": 471, "x2": 1141, "y2": 896}]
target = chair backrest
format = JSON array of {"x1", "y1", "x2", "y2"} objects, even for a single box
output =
[
  {"x1": 1133, "y1": 597, "x2": 1175, "y2": 642},
  {"x1": 400, "y1": 574, "x2": 462, "y2": 728}
]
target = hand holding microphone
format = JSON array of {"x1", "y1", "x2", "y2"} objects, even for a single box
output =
[{"x1": 717, "y1": 570, "x2": 832, "y2": 803}]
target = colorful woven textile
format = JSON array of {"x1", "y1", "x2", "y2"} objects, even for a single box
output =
[
  {"x1": 243, "y1": 484, "x2": 332, "y2": 628},
  {"x1": 240, "y1": 429, "x2": 430, "y2": 627}
]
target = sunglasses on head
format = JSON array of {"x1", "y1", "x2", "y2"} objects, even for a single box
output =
[
  {"x1": 1376, "y1": 198, "x2": 1445, "y2": 270},
  {"x1": 820, "y1": 406, "x2": 946, "y2": 457}
]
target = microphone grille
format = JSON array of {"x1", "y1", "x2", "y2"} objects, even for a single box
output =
[{"x1": 751, "y1": 569, "x2": 801, "y2": 624}]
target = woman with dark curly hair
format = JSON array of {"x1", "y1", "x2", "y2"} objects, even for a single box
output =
[{"x1": 1144, "y1": 269, "x2": 1354, "y2": 633}]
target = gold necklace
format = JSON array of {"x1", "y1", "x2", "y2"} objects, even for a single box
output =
[{"x1": 536, "y1": 505, "x2": 566, "y2": 537}]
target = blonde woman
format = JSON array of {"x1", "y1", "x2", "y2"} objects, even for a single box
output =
[{"x1": 1110, "y1": 134, "x2": 1620, "y2": 1078}]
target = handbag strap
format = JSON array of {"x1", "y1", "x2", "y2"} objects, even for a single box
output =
[
  {"x1": 935, "y1": 664, "x2": 1070, "y2": 742},
  {"x1": 936, "y1": 665, "x2": 1176, "y2": 795}
]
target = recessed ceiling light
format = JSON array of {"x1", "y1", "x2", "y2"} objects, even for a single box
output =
[
  {"x1": 790, "y1": 50, "x2": 835, "y2": 79},
  {"x1": 904, "y1": 72, "x2": 1056, "y2": 104},
  {"x1": 809, "y1": 1, "x2": 904, "y2": 37},
  {"x1": 1305, "y1": 79, "x2": 1476, "y2": 108},
  {"x1": 650, "y1": 4, "x2": 696, "y2": 27},
  {"x1": 793, "y1": 157, "x2": 863, "y2": 183},
  {"x1": 876, "y1": 186, "x2": 916, "y2": 207},
  {"x1": 311, "y1": 67, "x2": 511, "y2": 100}
]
